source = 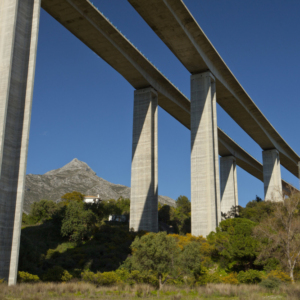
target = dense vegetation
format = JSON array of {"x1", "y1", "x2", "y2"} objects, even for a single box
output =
[{"x1": 16, "y1": 191, "x2": 300, "y2": 291}]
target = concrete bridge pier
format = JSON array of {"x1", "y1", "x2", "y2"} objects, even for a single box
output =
[
  {"x1": 191, "y1": 71, "x2": 221, "y2": 237},
  {"x1": 0, "y1": 0, "x2": 41, "y2": 285},
  {"x1": 263, "y1": 149, "x2": 282, "y2": 201},
  {"x1": 130, "y1": 87, "x2": 158, "y2": 232},
  {"x1": 220, "y1": 156, "x2": 238, "y2": 216}
]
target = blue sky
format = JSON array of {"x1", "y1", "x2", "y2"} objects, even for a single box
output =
[{"x1": 27, "y1": 0, "x2": 300, "y2": 207}]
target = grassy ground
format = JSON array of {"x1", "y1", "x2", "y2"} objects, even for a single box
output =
[{"x1": 1, "y1": 282, "x2": 300, "y2": 300}]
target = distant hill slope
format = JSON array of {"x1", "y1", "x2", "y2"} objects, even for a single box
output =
[{"x1": 24, "y1": 158, "x2": 176, "y2": 214}]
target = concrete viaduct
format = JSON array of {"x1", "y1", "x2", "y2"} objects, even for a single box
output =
[{"x1": 0, "y1": 0, "x2": 299, "y2": 285}]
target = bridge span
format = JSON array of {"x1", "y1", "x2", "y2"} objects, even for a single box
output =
[
  {"x1": 128, "y1": 0, "x2": 300, "y2": 234},
  {"x1": 128, "y1": 0, "x2": 300, "y2": 179}
]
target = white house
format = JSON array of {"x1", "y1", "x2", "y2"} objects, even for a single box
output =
[{"x1": 84, "y1": 194, "x2": 102, "y2": 204}]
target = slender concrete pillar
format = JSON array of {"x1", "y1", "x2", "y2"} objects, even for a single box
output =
[
  {"x1": 263, "y1": 149, "x2": 282, "y2": 201},
  {"x1": 220, "y1": 156, "x2": 238, "y2": 215},
  {"x1": 0, "y1": 0, "x2": 41, "y2": 285},
  {"x1": 191, "y1": 71, "x2": 221, "y2": 237},
  {"x1": 130, "y1": 87, "x2": 158, "y2": 232}
]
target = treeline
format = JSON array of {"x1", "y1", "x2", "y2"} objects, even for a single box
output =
[
  {"x1": 18, "y1": 192, "x2": 300, "y2": 289},
  {"x1": 22, "y1": 193, "x2": 191, "y2": 240}
]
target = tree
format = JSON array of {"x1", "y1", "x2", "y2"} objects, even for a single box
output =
[
  {"x1": 158, "y1": 205, "x2": 171, "y2": 223},
  {"x1": 115, "y1": 197, "x2": 130, "y2": 215},
  {"x1": 253, "y1": 193, "x2": 300, "y2": 282},
  {"x1": 61, "y1": 201, "x2": 97, "y2": 242},
  {"x1": 157, "y1": 197, "x2": 192, "y2": 234},
  {"x1": 167, "y1": 196, "x2": 191, "y2": 234},
  {"x1": 61, "y1": 191, "x2": 85, "y2": 204},
  {"x1": 179, "y1": 241, "x2": 207, "y2": 282},
  {"x1": 101, "y1": 199, "x2": 123, "y2": 217},
  {"x1": 170, "y1": 208, "x2": 191, "y2": 234},
  {"x1": 127, "y1": 232, "x2": 180, "y2": 290},
  {"x1": 239, "y1": 199, "x2": 275, "y2": 222},
  {"x1": 221, "y1": 205, "x2": 240, "y2": 220},
  {"x1": 176, "y1": 195, "x2": 191, "y2": 215},
  {"x1": 223, "y1": 198, "x2": 276, "y2": 222},
  {"x1": 28, "y1": 199, "x2": 57, "y2": 223},
  {"x1": 208, "y1": 218, "x2": 259, "y2": 272},
  {"x1": 126, "y1": 232, "x2": 208, "y2": 289},
  {"x1": 170, "y1": 233, "x2": 213, "y2": 268}
]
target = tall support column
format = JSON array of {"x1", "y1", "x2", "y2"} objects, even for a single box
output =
[
  {"x1": 263, "y1": 149, "x2": 282, "y2": 201},
  {"x1": 130, "y1": 87, "x2": 158, "y2": 232},
  {"x1": 191, "y1": 71, "x2": 221, "y2": 237},
  {"x1": 220, "y1": 156, "x2": 238, "y2": 215},
  {"x1": 0, "y1": 0, "x2": 41, "y2": 285}
]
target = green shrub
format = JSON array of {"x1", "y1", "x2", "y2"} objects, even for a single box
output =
[
  {"x1": 258, "y1": 270, "x2": 290, "y2": 290},
  {"x1": 263, "y1": 258, "x2": 280, "y2": 272},
  {"x1": 29, "y1": 200, "x2": 57, "y2": 223},
  {"x1": 259, "y1": 277, "x2": 281, "y2": 289},
  {"x1": 22, "y1": 213, "x2": 31, "y2": 225},
  {"x1": 125, "y1": 232, "x2": 180, "y2": 290},
  {"x1": 18, "y1": 271, "x2": 39, "y2": 283},
  {"x1": 127, "y1": 270, "x2": 141, "y2": 284},
  {"x1": 205, "y1": 272, "x2": 223, "y2": 283},
  {"x1": 115, "y1": 269, "x2": 130, "y2": 281},
  {"x1": 98, "y1": 272, "x2": 119, "y2": 285},
  {"x1": 221, "y1": 272, "x2": 239, "y2": 285},
  {"x1": 207, "y1": 218, "x2": 259, "y2": 272},
  {"x1": 43, "y1": 266, "x2": 71, "y2": 282},
  {"x1": 0, "y1": 278, "x2": 5, "y2": 284},
  {"x1": 46, "y1": 249, "x2": 60, "y2": 259},
  {"x1": 237, "y1": 270, "x2": 263, "y2": 284},
  {"x1": 81, "y1": 270, "x2": 119, "y2": 286},
  {"x1": 205, "y1": 269, "x2": 227, "y2": 284},
  {"x1": 61, "y1": 270, "x2": 73, "y2": 282},
  {"x1": 128, "y1": 270, "x2": 158, "y2": 286},
  {"x1": 115, "y1": 268, "x2": 158, "y2": 286},
  {"x1": 61, "y1": 201, "x2": 97, "y2": 242},
  {"x1": 81, "y1": 270, "x2": 96, "y2": 283}
]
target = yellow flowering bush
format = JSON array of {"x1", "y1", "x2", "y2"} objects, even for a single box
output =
[
  {"x1": 267, "y1": 270, "x2": 291, "y2": 283},
  {"x1": 18, "y1": 271, "x2": 39, "y2": 283}
]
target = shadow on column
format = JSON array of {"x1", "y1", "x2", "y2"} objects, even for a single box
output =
[{"x1": 130, "y1": 88, "x2": 158, "y2": 232}]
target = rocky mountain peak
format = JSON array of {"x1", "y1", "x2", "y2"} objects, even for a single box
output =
[
  {"x1": 44, "y1": 158, "x2": 95, "y2": 176},
  {"x1": 24, "y1": 158, "x2": 175, "y2": 214}
]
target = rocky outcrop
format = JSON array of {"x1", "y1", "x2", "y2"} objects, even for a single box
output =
[{"x1": 23, "y1": 158, "x2": 175, "y2": 214}]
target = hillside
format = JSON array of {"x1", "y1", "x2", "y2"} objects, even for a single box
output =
[{"x1": 24, "y1": 158, "x2": 175, "y2": 213}]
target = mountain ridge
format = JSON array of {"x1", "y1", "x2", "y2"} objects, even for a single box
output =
[{"x1": 24, "y1": 158, "x2": 175, "y2": 213}]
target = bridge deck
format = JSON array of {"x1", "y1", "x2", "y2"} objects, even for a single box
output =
[
  {"x1": 41, "y1": 0, "x2": 296, "y2": 190},
  {"x1": 128, "y1": 0, "x2": 300, "y2": 178}
]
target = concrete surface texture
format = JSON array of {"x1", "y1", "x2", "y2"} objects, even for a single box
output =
[
  {"x1": 130, "y1": 88, "x2": 158, "y2": 232},
  {"x1": 128, "y1": 0, "x2": 300, "y2": 179},
  {"x1": 0, "y1": 0, "x2": 41, "y2": 285},
  {"x1": 220, "y1": 156, "x2": 238, "y2": 215},
  {"x1": 191, "y1": 72, "x2": 220, "y2": 237},
  {"x1": 263, "y1": 149, "x2": 282, "y2": 202}
]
